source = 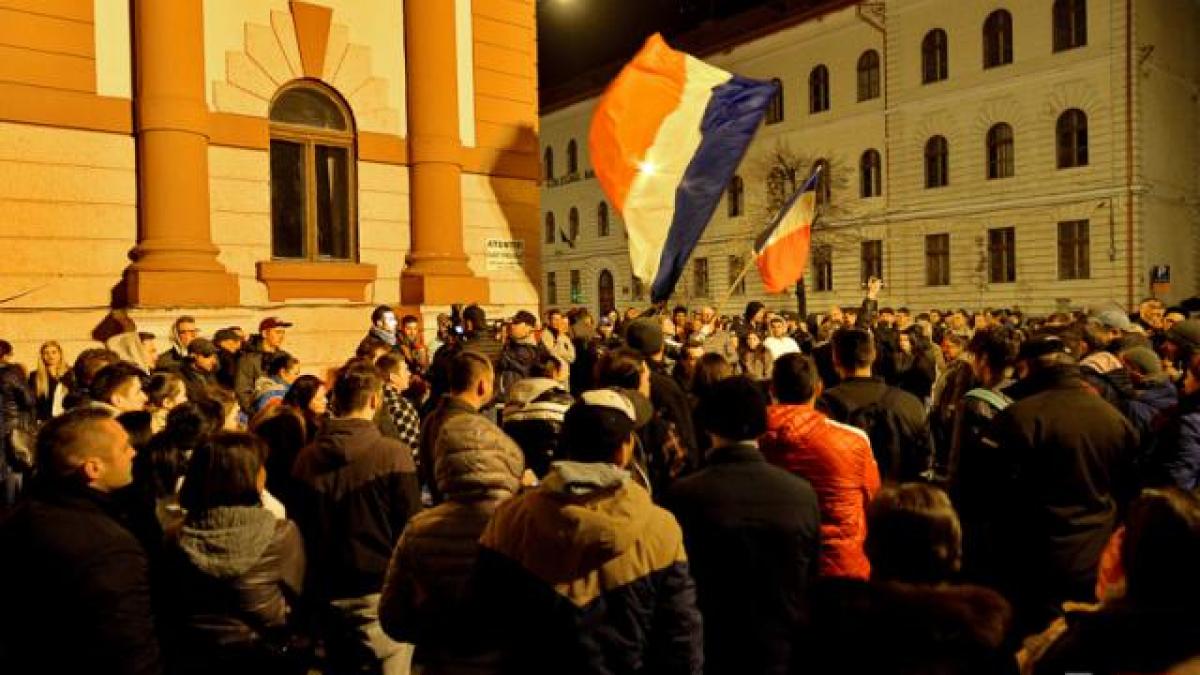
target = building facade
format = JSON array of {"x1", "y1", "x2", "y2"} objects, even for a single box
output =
[
  {"x1": 540, "y1": 0, "x2": 1200, "y2": 318},
  {"x1": 0, "y1": 0, "x2": 539, "y2": 371}
]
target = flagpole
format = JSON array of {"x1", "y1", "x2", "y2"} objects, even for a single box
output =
[{"x1": 718, "y1": 249, "x2": 759, "y2": 309}]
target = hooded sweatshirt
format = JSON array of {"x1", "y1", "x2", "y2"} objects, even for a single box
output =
[
  {"x1": 473, "y1": 461, "x2": 703, "y2": 674},
  {"x1": 105, "y1": 331, "x2": 152, "y2": 374}
]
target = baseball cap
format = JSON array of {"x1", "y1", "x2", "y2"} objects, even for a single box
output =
[
  {"x1": 561, "y1": 389, "x2": 638, "y2": 462},
  {"x1": 259, "y1": 317, "x2": 293, "y2": 332},
  {"x1": 212, "y1": 328, "x2": 240, "y2": 344},
  {"x1": 1121, "y1": 346, "x2": 1164, "y2": 380},
  {"x1": 1090, "y1": 309, "x2": 1132, "y2": 331},
  {"x1": 1018, "y1": 334, "x2": 1070, "y2": 360},
  {"x1": 1166, "y1": 319, "x2": 1200, "y2": 351},
  {"x1": 186, "y1": 337, "x2": 217, "y2": 357},
  {"x1": 624, "y1": 318, "x2": 664, "y2": 357},
  {"x1": 511, "y1": 310, "x2": 537, "y2": 326}
]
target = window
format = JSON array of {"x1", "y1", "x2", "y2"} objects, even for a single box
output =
[
  {"x1": 597, "y1": 269, "x2": 615, "y2": 314},
  {"x1": 1056, "y1": 109, "x2": 1088, "y2": 169},
  {"x1": 922, "y1": 29, "x2": 949, "y2": 83},
  {"x1": 925, "y1": 135, "x2": 949, "y2": 188},
  {"x1": 983, "y1": 9, "x2": 1013, "y2": 68},
  {"x1": 1053, "y1": 0, "x2": 1087, "y2": 52},
  {"x1": 597, "y1": 201, "x2": 610, "y2": 236},
  {"x1": 570, "y1": 269, "x2": 583, "y2": 303},
  {"x1": 543, "y1": 146, "x2": 554, "y2": 181},
  {"x1": 987, "y1": 123, "x2": 1014, "y2": 179},
  {"x1": 693, "y1": 257, "x2": 710, "y2": 298},
  {"x1": 1058, "y1": 219, "x2": 1090, "y2": 280},
  {"x1": 860, "y1": 149, "x2": 882, "y2": 198},
  {"x1": 925, "y1": 233, "x2": 951, "y2": 286},
  {"x1": 814, "y1": 245, "x2": 834, "y2": 292},
  {"x1": 566, "y1": 139, "x2": 578, "y2": 175},
  {"x1": 632, "y1": 276, "x2": 645, "y2": 301},
  {"x1": 728, "y1": 254, "x2": 746, "y2": 296},
  {"x1": 544, "y1": 212, "x2": 556, "y2": 244},
  {"x1": 857, "y1": 50, "x2": 880, "y2": 101},
  {"x1": 547, "y1": 271, "x2": 558, "y2": 305},
  {"x1": 812, "y1": 159, "x2": 831, "y2": 208},
  {"x1": 809, "y1": 65, "x2": 830, "y2": 113},
  {"x1": 765, "y1": 78, "x2": 784, "y2": 124},
  {"x1": 566, "y1": 207, "x2": 580, "y2": 243},
  {"x1": 988, "y1": 227, "x2": 1016, "y2": 283},
  {"x1": 727, "y1": 175, "x2": 744, "y2": 217},
  {"x1": 860, "y1": 240, "x2": 883, "y2": 285},
  {"x1": 269, "y1": 83, "x2": 356, "y2": 261}
]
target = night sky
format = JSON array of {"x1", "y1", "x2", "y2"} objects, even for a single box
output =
[{"x1": 537, "y1": 0, "x2": 783, "y2": 92}]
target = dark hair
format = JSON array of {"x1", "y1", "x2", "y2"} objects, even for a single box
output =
[
  {"x1": 1122, "y1": 488, "x2": 1200, "y2": 606},
  {"x1": 673, "y1": 305, "x2": 688, "y2": 316},
  {"x1": 400, "y1": 314, "x2": 420, "y2": 327},
  {"x1": 179, "y1": 431, "x2": 266, "y2": 513},
  {"x1": 595, "y1": 348, "x2": 645, "y2": 390},
  {"x1": 545, "y1": 308, "x2": 562, "y2": 320},
  {"x1": 91, "y1": 362, "x2": 146, "y2": 405},
  {"x1": 356, "y1": 335, "x2": 390, "y2": 360},
  {"x1": 283, "y1": 374, "x2": 325, "y2": 411},
  {"x1": 116, "y1": 410, "x2": 155, "y2": 453},
  {"x1": 832, "y1": 328, "x2": 876, "y2": 370},
  {"x1": 866, "y1": 483, "x2": 962, "y2": 584},
  {"x1": 449, "y1": 351, "x2": 492, "y2": 394},
  {"x1": 691, "y1": 353, "x2": 731, "y2": 402},
  {"x1": 0, "y1": 340, "x2": 12, "y2": 359},
  {"x1": 35, "y1": 407, "x2": 115, "y2": 482},
  {"x1": 967, "y1": 327, "x2": 1016, "y2": 374},
  {"x1": 73, "y1": 348, "x2": 120, "y2": 388},
  {"x1": 371, "y1": 304, "x2": 394, "y2": 325},
  {"x1": 561, "y1": 400, "x2": 634, "y2": 463},
  {"x1": 376, "y1": 353, "x2": 404, "y2": 376},
  {"x1": 462, "y1": 304, "x2": 487, "y2": 332},
  {"x1": 529, "y1": 352, "x2": 561, "y2": 379},
  {"x1": 266, "y1": 352, "x2": 299, "y2": 378},
  {"x1": 144, "y1": 372, "x2": 184, "y2": 409},
  {"x1": 697, "y1": 376, "x2": 767, "y2": 441},
  {"x1": 744, "y1": 301, "x2": 766, "y2": 324},
  {"x1": 772, "y1": 353, "x2": 819, "y2": 404},
  {"x1": 334, "y1": 361, "x2": 382, "y2": 413},
  {"x1": 161, "y1": 401, "x2": 222, "y2": 450},
  {"x1": 941, "y1": 331, "x2": 968, "y2": 348}
]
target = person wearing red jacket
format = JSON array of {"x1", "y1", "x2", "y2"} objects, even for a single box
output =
[{"x1": 761, "y1": 352, "x2": 882, "y2": 579}]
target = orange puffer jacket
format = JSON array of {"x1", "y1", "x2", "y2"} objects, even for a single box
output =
[{"x1": 761, "y1": 404, "x2": 881, "y2": 579}]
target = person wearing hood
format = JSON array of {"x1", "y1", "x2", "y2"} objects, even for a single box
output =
[
  {"x1": 157, "y1": 316, "x2": 199, "y2": 372},
  {"x1": 471, "y1": 389, "x2": 703, "y2": 674},
  {"x1": 502, "y1": 353, "x2": 575, "y2": 478},
  {"x1": 291, "y1": 362, "x2": 421, "y2": 675},
  {"x1": 379, "y1": 413, "x2": 525, "y2": 673},
  {"x1": 760, "y1": 353, "x2": 880, "y2": 580},
  {"x1": 1078, "y1": 312, "x2": 1136, "y2": 409},
  {"x1": 163, "y1": 432, "x2": 306, "y2": 675},
  {"x1": 1140, "y1": 353, "x2": 1200, "y2": 491},
  {"x1": 665, "y1": 377, "x2": 821, "y2": 675},
  {"x1": 235, "y1": 317, "x2": 291, "y2": 413},
  {"x1": 106, "y1": 330, "x2": 155, "y2": 376},
  {"x1": 1121, "y1": 346, "x2": 1178, "y2": 442}
]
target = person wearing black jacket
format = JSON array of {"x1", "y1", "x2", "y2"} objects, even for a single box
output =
[
  {"x1": 984, "y1": 334, "x2": 1139, "y2": 638},
  {"x1": 665, "y1": 377, "x2": 821, "y2": 675},
  {"x1": 0, "y1": 408, "x2": 163, "y2": 675},
  {"x1": 625, "y1": 317, "x2": 700, "y2": 469},
  {"x1": 291, "y1": 363, "x2": 421, "y2": 674}
]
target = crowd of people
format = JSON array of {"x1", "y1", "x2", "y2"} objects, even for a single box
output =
[{"x1": 1, "y1": 285, "x2": 1200, "y2": 674}]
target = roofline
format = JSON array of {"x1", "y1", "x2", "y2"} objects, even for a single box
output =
[{"x1": 540, "y1": 0, "x2": 863, "y2": 115}]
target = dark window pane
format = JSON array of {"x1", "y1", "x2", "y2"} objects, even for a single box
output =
[
  {"x1": 271, "y1": 87, "x2": 347, "y2": 129},
  {"x1": 270, "y1": 139, "x2": 306, "y2": 259},
  {"x1": 315, "y1": 145, "x2": 351, "y2": 260}
]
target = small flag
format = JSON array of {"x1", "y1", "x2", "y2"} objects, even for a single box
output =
[
  {"x1": 754, "y1": 169, "x2": 820, "y2": 294},
  {"x1": 589, "y1": 34, "x2": 777, "y2": 303}
]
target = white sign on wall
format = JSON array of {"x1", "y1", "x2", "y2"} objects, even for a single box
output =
[{"x1": 486, "y1": 239, "x2": 525, "y2": 271}]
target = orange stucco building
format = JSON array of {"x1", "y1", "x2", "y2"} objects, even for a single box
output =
[{"x1": 0, "y1": 0, "x2": 539, "y2": 370}]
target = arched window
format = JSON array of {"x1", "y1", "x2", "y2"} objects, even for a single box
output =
[
  {"x1": 860, "y1": 149, "x2": 882, "y2": 198},
  {"x1": 543, "y1": 146, "x2": 555, "y2": 181},
  {"x1": 727, "y1": 175, "x2": 744, "y2": 217},
  {"x1": 987, "y1": 123, "x2": 1014, "y2": 179},
  {"x1": 809, "y1": 65, "x2": 830, "y2": 113},
  {"x1": 597, "y1": 269, "x2": 615, "y2": 314},
  {"x1": 922, "y1": 29, "x2": 949, "y2": 84},
  {"x1": 924, "y1": 135, "x2": 949, "y2": 188},
  {"x1": 812, "y1": 159, "x2": 831, "y2": 207},
  {"x1": 269, "y1": 82, "x2": 356, "y2": 261},
  {"x1": 566, "y1": 139, "x2": 579, "y2": 175},
  {"x1": 567, "y1": 207, "x2": 580, "y2": 243},
  {"x1": 983, "y1": 9, "x2": 1013, "y2": 68},
  {"x1": 1053, "y1": 0, "x2": 1087, "y2": 52},
  {"x1": 1056, "y1": 109, "x2": 1088, "y2": 168},
  {"x1": 857, "y1": 50, "x2": 880, "y2": 101},
  {"x1": 765, "y1": 78, "x2": 784, "y2": 124},
  {"x1": 597, "y1": 201, "x2": 610, "y2": 237},
  {"x1": 544, "y1": 212, "x2": 556, "y2": 244}
]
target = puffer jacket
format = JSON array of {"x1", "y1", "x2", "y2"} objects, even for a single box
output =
[
  {"x1": 1142, "y1": 388, "x2": 1200, "y2": 490},
  {"x1": 760, "y1": 404, "x2": 881, "y2": 579},
  {"x1": 496, "y1": 337, "x2": 550, "y2": 400},
  {"x1": 379, "y1": 414, "x2": 525, "y2": 674},
  {"x1": 501, "y1": 377, "x2": 574, "y2": 477},
  {"x1": 472, "y1": 461, "x2": 703, "y2": 675},
  {"x1": 164, "y1": 506, "x2": 306, "y2": 673}
]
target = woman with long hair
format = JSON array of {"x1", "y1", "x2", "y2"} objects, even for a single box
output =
[
  {"x1": 29, "y1": 340, "x2": 69, "y2": 422},
  {"x1": 739, "y1": 331, "x2": 775, "y2": 381},
  {"x1": 145, "y1": 371, "x2": 188, "y2": 433}
]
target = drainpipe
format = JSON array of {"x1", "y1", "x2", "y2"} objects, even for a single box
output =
[{"x1": 1124, "y1": 0, "x2": 1135, "y2": 308}]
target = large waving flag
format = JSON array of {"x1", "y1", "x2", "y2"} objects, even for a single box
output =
[
  {"x1": 590, "y1": 34, "x2": 777, "y2": 303},
  {"x1": 754, "y1": 169, "x2": 820, "y2": 293}
]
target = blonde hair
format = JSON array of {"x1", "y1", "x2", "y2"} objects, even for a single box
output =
[{"x1": 34, "y1": 341, "x2": 70, "y2": 399}]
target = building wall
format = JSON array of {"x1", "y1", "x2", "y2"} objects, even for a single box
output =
[
  {"x1": 0, "y1": 0, "x2": 541, "y2": 374},
  {"x1": 540, "y1": 0, "x2": 1200, "y2": 318}
]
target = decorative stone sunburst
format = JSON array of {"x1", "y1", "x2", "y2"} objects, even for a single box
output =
[{"x1": 212, "y1": 1, "x2": 401, "y2": 135}]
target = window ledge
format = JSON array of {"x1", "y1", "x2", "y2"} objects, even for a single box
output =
[{"x1": 256, "y1": 260, "x2": 377, "y2": 302}]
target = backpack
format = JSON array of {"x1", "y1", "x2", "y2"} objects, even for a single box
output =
[{"x1": 828, "y1": 387, "x2": 916, "y2": 483}]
